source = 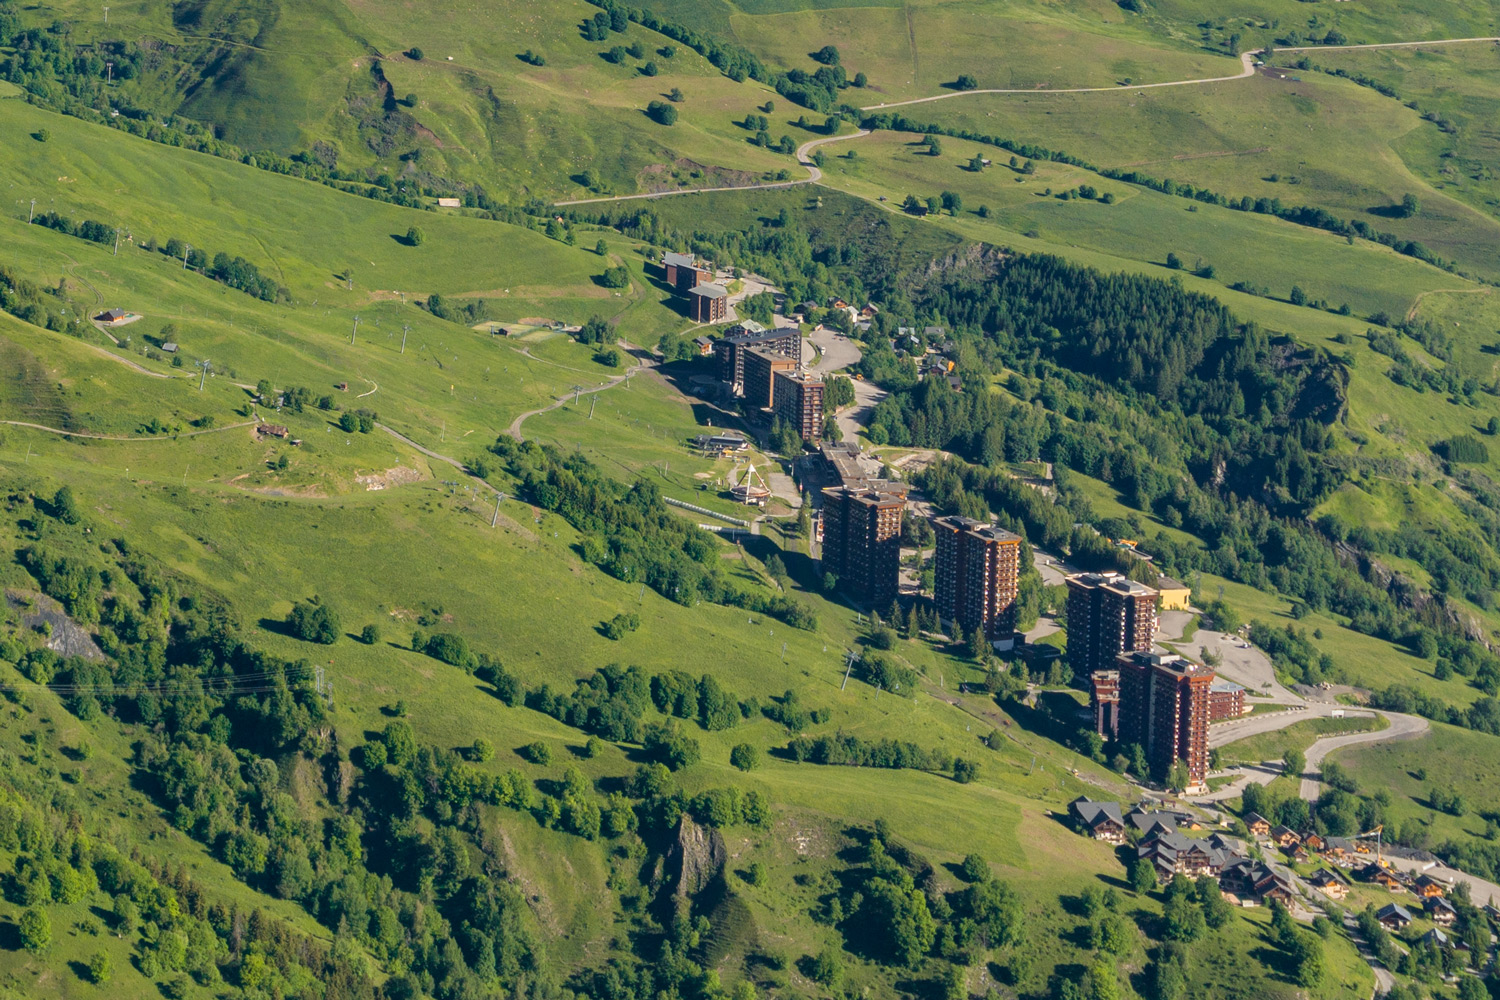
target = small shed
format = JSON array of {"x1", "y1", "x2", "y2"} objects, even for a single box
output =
[{"x1": 160, "y1": 342, "x2": 179, "y2": 354}]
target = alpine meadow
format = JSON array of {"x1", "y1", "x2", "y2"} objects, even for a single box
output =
[{"x1": 2, "y1": 2, "x2": 1500, "y2": 1000}]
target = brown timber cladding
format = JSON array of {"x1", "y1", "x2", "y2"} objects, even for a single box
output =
[
  {"x1": 820, "y1": 487, "x2": 904, "y2": 607},
  {"x1": 932, "y1": 516, "x2": 1021, "y2": 641}
]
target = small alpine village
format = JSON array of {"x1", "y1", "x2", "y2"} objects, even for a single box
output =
[{"x1": 655, "y1": 245, "x2": 1499, "y2": 997}]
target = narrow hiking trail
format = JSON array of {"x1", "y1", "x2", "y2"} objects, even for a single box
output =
[
  {"x1": 505, "y1": 352, "x2": 656, "y2": 441},
  {"x1": 0, "y1": 419, "x2": 259, "y2": 442}
]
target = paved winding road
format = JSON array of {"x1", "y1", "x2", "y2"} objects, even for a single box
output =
[{"x1": 1300, "y1": 711, "x2": 1428, "y2": 802}]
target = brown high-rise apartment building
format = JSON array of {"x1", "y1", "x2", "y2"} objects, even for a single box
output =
[
  {"x1": 773, "y1": 370, "x2": 824, "y2": 443},
  {"x1": 743, "y1": 347, "x2": 797, "y2": 410},
  {"x1": 1116, "y1": 650, "x2": 1214, "y2": 791},
  {"x1": 1065, "y1": 571, "x2": 1159, "y2": 681},
  {"x1": 688, "y1": 283, "x2": 728, "y2": 323},
  {"x1": 663, "y1": 251, "x2": 708, "y2": 291},
  {"x1": 1090, "y1": 669, "x2": 1121, "y2": 740},
  {"x1": 716, "y1": 323, "x2": 800, "y2": 385},
  {"x1": 821, "y1": 487, "x2": 904, "y2": 607},
  {"x1": 932, "y1": 516, "x2": 1022, "y2": 649}
]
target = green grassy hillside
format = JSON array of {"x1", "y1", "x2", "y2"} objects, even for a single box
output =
[
  {"x1": 15, "y1": 0, "x2": 803, "y2": 199},
  {"x1": 2, "y1": 4, "x2": 1498, "y2": 997},
  {"x1": 891, "y1": 61, "x2": 1500, "y2": 284}
]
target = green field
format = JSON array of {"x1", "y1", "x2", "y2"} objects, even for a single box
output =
[
  {"x1": 894, "y1": 61, "x2": 1500, "y2": 284},
  {"x1": 1219, "y1": 716, "x2": 1387, "y2": 765},
  {"x1": 3, "y1": 2, "x2": 1497, "y2": 996},
  {"x1": 22, "y1": 0, "x2": 807, "y2": 200},
  {"x1": 631, "y1": 0, "x2": 1498, "y2": 103},
  {"x1": 813, "y1": 128, "x2": 1486, "y2": 321},
  {"x1": 1332, "y1": 722, "x2": 1500, "y2": 851},
  {"x1": 1286, "y1": 43, "x2": 1500, "y2": 234}
]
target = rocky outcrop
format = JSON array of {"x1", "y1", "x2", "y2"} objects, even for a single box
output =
[
  {"x1": 669, "y1": 815, "x2": 726, "y2": 902},
  {"x1": 5, "y1": 590, "x2": 104, "y2": 661}
]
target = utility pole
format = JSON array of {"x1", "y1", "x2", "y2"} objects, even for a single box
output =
[
  {"x1": 105, "y1": 61, "x2": 113, "y2": 86},
  {"x1": 491, "y1": 493, "x2": 501, "y2": 527},
  {"x1": 112, "y1": 227, "x2": 119, "y2": 255},
  {"x1": 197, "y1": 359, "x2": 211, "y2": 391},
  {"x1": 182, "y1": 243, "x2": 191, "y2": 269},
  {"x1": 573, "y1": 385, "x2": 583, "y2": 404},
  {"x1": 103, "y1": 5, "x2": 109, "y2": 22},
  {"x1": 401, "y1": 323, "x2": 409, "y2": 354},
  {"x1": 28, "y1": 198, "x2": 36, "y2": 224},
  {"x1": 351, "y1": 314, "x2": 359, "y2": 344}
]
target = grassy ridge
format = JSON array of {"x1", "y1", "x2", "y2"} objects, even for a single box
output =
[{"x1": 26, "y1": 0, "x2": 803, "y2": 199}]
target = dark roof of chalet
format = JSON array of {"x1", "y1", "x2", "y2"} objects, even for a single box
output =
[
  {"x1": 693, "y1": 335, "x2": 713, "y2": 346},
  {"x1": 1308, "y1": 867, "x2": 1350, "y2": 886},
  {"x1": 797, "y1": 300, "x2": 819, "y2": 312},
  {"x1": 1221, "y1": 857, "x2": 1275, "y2": 883},
  {"x1": 1127, "y1": 810, "x2": 1179, "y2": 835},
  {"x1": 689, "y1": 283, "x2": 728, "y2": 299},
  {"x1": 1324, "y1": 836, "x2": 1357, "y2": 852},
  {"x1": 1426, "y1": 896, "x2": 1457, "y2": 914},
  {"x1": 1377, "y1": 903, "x2": 1413, "y2": 923},
  {"x1": 100, "y1": 308, "x2": 126, "y2": 320},
  {"x1": 1137, "y1": 831, "x2": 1241, "y2": 871},
  {"x1": 1415, "y1": 873, "x2": 1449, "y2": 888},
  {"x1": 663, "y1": 251, "x2": 695, "y2": 268},
  {"x1": 1270, "y1": 825, "x2": 1300, "y2": 840},
  {"x1": 1206, "y1": 833, "x2": 1245, "y2": 854},
  {"x1": 1244, "y1": 812, "x2": 1270, "y2": 827},
  {"x1": 1420, "y1": 927, "x2": 1454, "y2": 948},
  {"x1": 1069, "y1": 798, "x2": 1124, "y2": 829}
]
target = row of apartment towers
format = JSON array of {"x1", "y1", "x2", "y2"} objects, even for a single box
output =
[{"x1": 821, "y1": 489, "x2": 1217, "y2": 791}]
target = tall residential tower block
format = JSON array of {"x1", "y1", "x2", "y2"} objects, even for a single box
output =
[
  {"x1": 820, "y1": 486, "x2": 904, "y2": 607},
  {"x1": 933, "y1": 516, "x2": 1022, "y2": 648},
  {"x1": 1066, "y1": 571, "x2": 1158, "y2": 680},
  {"x1": 1117, "y1": 650, "x2": 1214, "y2": 793}
]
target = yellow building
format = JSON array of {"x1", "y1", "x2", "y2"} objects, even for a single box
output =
[{"x1": 1156, "y1": 576, "x2": 1191, "y2": 611}]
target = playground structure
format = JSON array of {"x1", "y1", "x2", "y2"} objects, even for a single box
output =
[{"x1": 729, "y1": 463, "x2": 772, "y2": 506}]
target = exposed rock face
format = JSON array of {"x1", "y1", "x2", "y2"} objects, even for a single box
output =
[
  {"x1": 5, "y1": 590, "x2": 105, "y2": 661},
  {"x1": 670, "y1": 815, "x2": 726, "y2": 902}
]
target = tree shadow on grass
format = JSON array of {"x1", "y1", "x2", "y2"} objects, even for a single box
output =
[
  {"x1": 390, "y1": 232, "x2": 419, "y2": 247},
  {"x1": 256, "y1": 616, "x2": 296, "y2": 638},
  {"x1": 0, "y1": 919, "x2": 18, "y2": 951}
]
